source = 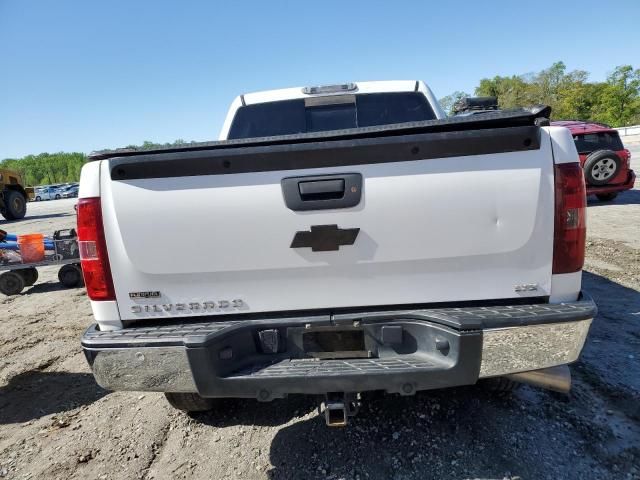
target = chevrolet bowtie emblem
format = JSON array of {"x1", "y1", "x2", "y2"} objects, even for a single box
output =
[{"x1": 290, "y1": 225, "x2": 360, "y2": 252}]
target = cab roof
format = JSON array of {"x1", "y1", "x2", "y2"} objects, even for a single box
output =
[
  {"x1": 551, "y1": 120, "x2": 617, "y2": 134},
  {"x1": 241, "y1": 80, "x2": 423, "y2": 105}
]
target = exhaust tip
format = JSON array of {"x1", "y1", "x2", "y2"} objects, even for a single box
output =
[{"x1": 505, "y1": 364, "x2": 572, "y2": 394}]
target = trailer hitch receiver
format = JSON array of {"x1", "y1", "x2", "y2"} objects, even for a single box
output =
[{"x1": 319, "y1": 392, "x2": 360, "y2": 427}]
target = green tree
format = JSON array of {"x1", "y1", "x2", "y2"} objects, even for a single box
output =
[
  {"x1": 529, "y1": 62, "x2": 568, "y2": 108},
  {"x1": 592, "y1": 65, "x2": 640, "y2": 126},
  {"x1": 1, "y1": 140, "x2": 197, "y2": 187},
  {"x1": 551, "y1": 70, "x2": 598, "y2": 120},
  {"x1": 458, "y1": 61, "x2": 640, "y2": 125},
  {"x1": 475, "y1": 75, "x2": 532, "y2": 109},
  {"x1": 0, "y1": 152, "x2": 87, "y2": 186},
  {"x1": 438, "y1": 91, "x2": 470, "y2": 115}
]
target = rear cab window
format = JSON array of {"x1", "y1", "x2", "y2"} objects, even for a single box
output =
[
  {"x1": 573, "y1": 132, "x2": 624, "y2": 153},
  {"x1": 228, "y1": 92, "x2": 436, "y2": 140}
]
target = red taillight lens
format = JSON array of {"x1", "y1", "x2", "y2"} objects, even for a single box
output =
[
  {"x1": 77, "y1": 198, "x2": 115, "y2": 300},
  {"x1": 553, "y1": 163, "x2": 586, "y2": 274}
]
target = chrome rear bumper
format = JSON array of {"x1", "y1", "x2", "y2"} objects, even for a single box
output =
[
  {"x1": 82, "y1": 294, "x2": 596, "y2": 398},
  {"x1": 479, "y1": 319, "x2": 591, "y2": 378}
]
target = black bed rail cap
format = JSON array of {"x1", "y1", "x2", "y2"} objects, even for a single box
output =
[{"x1": 88, "y1": 105, "x2": 551, "y2": 161}]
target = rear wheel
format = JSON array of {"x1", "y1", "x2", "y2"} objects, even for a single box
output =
[
  {"x1": 164, "y1": 392, "x2": 216, "y2": 412},
  {"x1": 0, "y1": 271, "x2": 26, "y2": 296},
  {"x1": 1, "y1": 190, "x2": 27, "y2": 220},
  {"x1": 58, "y1": 264, "x2": 84, "y2": 288},
  {"x1": 35, "y1": 196, "x2": 42, "y2": 201},
  {"x1": 596, "y1": 192, "x2": 618, "y2": 202}
]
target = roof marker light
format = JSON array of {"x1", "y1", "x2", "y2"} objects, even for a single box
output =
[{"x1": 302, "y1": 83, "x2": 357, "y2": 95}]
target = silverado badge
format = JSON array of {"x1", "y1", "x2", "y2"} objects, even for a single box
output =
[{"x1": 130, "y1": 299, "x2": 245, "y2": 314}]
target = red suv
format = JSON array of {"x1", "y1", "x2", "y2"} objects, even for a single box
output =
[{"x1": 553, "y1": 120, "x2": 635, "y2": 201}]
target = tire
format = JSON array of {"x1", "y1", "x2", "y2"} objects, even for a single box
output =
[
  {"x1": 35, "y1": 196, "x2": 41, "y2": 202},
  {"x1": 583, "y1": 150, "x2": 621, "y2": 186},
  {"x1": 596, "y1": 192, "x2": 618, "y2": 202},
  {"x1": 164, "y1": 392, "x2": 216, "y2": 412},
  {"x1": 55, "y1": 194, "x2": 61, "y2": 200},
  {"x1": 480, "y1": 377, "x2": 520, "y2": 395},
  {"x1": 58, "y1": 264, "x2": 84, "y2": 288},
  {"x1": 0, "y1": 271, "x2": 26, "y2": 296},
  {"x1": 18, "y1": 268, "x2": 38, "y2": 286},
  {"x1": 1, "y1": 190, "x2": 27, "y2": 220}
]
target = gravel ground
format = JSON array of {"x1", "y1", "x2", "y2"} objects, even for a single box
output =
[{"x1": 0, "y1": 145, "x2": 638, "y2": 480}]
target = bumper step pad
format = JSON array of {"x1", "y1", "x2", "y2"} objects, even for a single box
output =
[
  {"x1": 232, "y1": 356, "x2": 442, "y2": 378},
  {"x1": 82, "y1": 295, "x2": 597, "y2": 349}
]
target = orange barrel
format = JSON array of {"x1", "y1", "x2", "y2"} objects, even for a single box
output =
[{"x1": 18, "y1": 234, "x2": 45, "y2": 263}]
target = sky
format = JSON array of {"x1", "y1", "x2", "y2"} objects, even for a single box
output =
[{"x1": 1, "y1": 0, "x2": 639, "y2": 159}]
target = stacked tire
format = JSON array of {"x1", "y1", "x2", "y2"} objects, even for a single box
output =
[
  {"x1": 1, "y1": 190, "x2": 27, "y2": 220},
  {"x1": 0, "y1": 264, "x2": 83, "y2": 296},
  {"x1": 0, "y1": 267, "x2": 37, "y2": 296}
]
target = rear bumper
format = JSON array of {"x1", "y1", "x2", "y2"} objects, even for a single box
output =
[
  {"x1": 587, "y1": 169, "x2": 635, "y2": 195},
  {"x1": 82, "y1": 294, "x2": 596, "y2": 399}
]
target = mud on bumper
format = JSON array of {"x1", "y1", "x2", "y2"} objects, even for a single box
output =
[{"x1": 82, "y1": 294, "x2": 596, "y2": 400}]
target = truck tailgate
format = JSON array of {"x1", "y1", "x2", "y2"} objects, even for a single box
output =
[{"x1": 97, "y1": 117, "x2": 555, "y2": 321}]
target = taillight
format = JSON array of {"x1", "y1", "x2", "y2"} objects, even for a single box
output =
[
  {"x1": 553, "y1": 163, "x2": 586, "y2": 274},
  {"x1": 77, "y1": 198, "x2": 115, "y2": 300}
]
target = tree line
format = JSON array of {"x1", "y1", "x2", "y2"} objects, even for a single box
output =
[
  {"x1": 439, "y1": 62, "x2": 640, "y2": 126},
  {"x1": 0, "y1": 140, "x2": 191, "y2": 187},
  {"x1": 0, "y1": 152, "x2": 86, "y2": 187},
  {"x1": 3, "y1": 63, "x2": 639, "y2": 186}
]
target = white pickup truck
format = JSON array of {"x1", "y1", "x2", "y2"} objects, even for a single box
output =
[{"x1": 79, "y1": 81, "x2": 596, "y2": 425}]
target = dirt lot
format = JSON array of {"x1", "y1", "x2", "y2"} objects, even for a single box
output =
[{"x1": 1, "y1": 146, "x2": 639, "y2": 480}]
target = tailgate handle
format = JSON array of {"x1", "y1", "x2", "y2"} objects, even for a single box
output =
[
  {"x1": 282, "y1": 173, "x2": 362, "y2": 211},
  {"x1": 299, "y1": 179, "x2": 345, "y2": 200}
]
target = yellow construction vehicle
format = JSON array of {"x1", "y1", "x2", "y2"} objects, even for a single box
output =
[{"x1": 0, "y1": 168, "x2": 32, "y2": 220}]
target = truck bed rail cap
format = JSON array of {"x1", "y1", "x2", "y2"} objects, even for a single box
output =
[{"x1": 88, "y1": 105, "x2": 551, "y2": 161}]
